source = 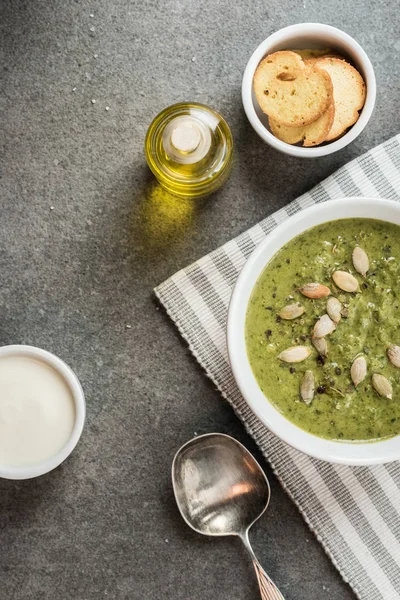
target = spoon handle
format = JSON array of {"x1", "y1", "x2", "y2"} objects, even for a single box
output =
[
  {"x1": 252, "y1": 558, "x2": 285, "y2": 600},
  {"x1": 241, "y1": 533, "x2": 285, "y2": 600}
]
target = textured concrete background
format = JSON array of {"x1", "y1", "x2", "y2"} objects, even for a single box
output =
[{"x1": 1, "y1": 0, "x2": 399, "y2": 598}]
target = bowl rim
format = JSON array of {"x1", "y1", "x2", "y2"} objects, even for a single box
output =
[
  {"x1": 242, "y1": 23, "x2": 377, "y2": 158},
  {"x1": 227, "y1": 198, "x2": 400, "y2": 465},
  {"x1": 0, "y1": 345, "x2": 86, "y2": 480}
]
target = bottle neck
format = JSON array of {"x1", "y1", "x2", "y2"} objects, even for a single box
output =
[{"x1": 162, "y1": 115, "x2": 212, "y2": 164}]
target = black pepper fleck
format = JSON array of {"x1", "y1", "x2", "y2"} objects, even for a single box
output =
[
  {"x1": 265, "y1": 306, "x2": 273, "y2": 310},
  {"x1": 317, "y1": 354, "x2": 325, "y2": 366},
  {"x1": 300, "y1": 335, "x2": 307, "y2": 342},
  {"x1": 286, "y1": 258, "x2": 291, "y2": 264},
  {"x1": 335, "y1": 367, "x2": 342, "y2": 376},
  {"x1": 265, "y1": 330, "x2": 272, "y2": 338},
  {"x1": 276, "y1": 315, "x2": 282, "y2": 323},
  {"x1": 289, "y1": 367, "x2": 296, "y2": 374},
  {"x1": 317, "y1": 385, "x2": 326, "y2": 394},
  {"x1": 272, "y1": 293, "x2": 276, "y2": 298},
  {"x1": 362, "y1": 282, "x2": 368, "y2": 289}
]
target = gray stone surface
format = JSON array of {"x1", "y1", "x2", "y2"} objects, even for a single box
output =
[{"x1": 1, "y1": 0, "x2": 399, "y2": 598}]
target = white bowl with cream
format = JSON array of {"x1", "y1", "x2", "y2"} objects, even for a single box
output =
[
  {"x1": 0, "y1": 345, "x2": 85, "y2": 479},
  {"x1": 227, "y1": 198, "x2": 400, "y2": 465},
  {"x1": 242, "y1": 23, "x2": 376, "y2": 157}
]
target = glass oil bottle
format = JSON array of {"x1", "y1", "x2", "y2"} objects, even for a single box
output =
[{"x1": 145, "y1": 103, "x2": 233, "y2": 198}]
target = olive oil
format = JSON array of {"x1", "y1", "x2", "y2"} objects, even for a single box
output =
[{"x1": 145, "y1": 103, "x2": 233, "y2": 198}]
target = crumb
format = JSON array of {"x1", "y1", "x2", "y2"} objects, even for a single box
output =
[
  {"x1": 93, "y1": 53, "x2": 98, "y2": 58},
  {"x1": 125, "y1": 324, "x2": 132, "y2": 329},
  {"x1": 91, "y1": 99, "x2": 96, "y2": 104},
  {"x1": 89, "y1": 26, "x2": 95, "y2": 32},
  {"x1": 165, "y1": 539, "x2": 169, "y2": 543},
  {"x1": 105, "y1": 106, "x2": 110, "y2": 111},
  {"x1": 191, "y1": 56, "x2": 196, "y2": 62},
  {"x1": 89, "y1": 13, "x2": 94, "y2": 17},
  {"x1": 53, "y1": 159, "x2": 59, "y2": 165},
  {"x1": 50, "y1": 206, "x2": 55, "y2": 210},
  {"x1": 194, "y1": 432, "x2": 198, "y2": 436},
  {"x1": 72, "y1": 87, "x2": 77, "y2": 92}
]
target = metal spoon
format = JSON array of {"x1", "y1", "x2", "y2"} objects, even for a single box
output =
[{"x1": 172, "y1": 433, "x2": 285, "y2": 600}]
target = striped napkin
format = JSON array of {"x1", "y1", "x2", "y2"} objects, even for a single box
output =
[{"x1": 155, "y1": 134, "x2": 400, "y2": 600}]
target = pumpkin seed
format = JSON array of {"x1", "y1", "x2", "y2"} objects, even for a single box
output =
[
  {"x1": 352, "y1": 247, "x2": 369, "y2": 277},
  {"x1": 298, "y1": 283, "x2": 331, "y2": 298},
  {"x1": 278, "y1": 304, "x2": 305, "y2": 320},
  {"x1": 313, "y1": 314, "x2": 336, "y2": 338},
  {"x1": 278, "y1": 346, "x2": 311, "y2": 363},
  {"x1": 312, "y1": 336, "x2": 328, "y2": 357},
  {"x1": 300, "y1": 370, "x2": 315, "y2": 405},
  {"x1": 350, "y1": 356, "x2": 367, "y2": 387},
  {"x1": 326, "y1": 297, "x2": 342, "y2": 323},
  {"x1": 387, "y1": 344, "x2": 400, "y2": 368},
  {"x1": 332, "y1": 271, "x2": 360, "y2": 293},
  {"x1": 372, "y1": 374, "x2": 393, "y2": 399}
]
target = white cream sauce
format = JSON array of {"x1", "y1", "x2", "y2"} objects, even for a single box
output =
[{"x1": 0, "y1": 356, "x2": 75, "y2": 467}]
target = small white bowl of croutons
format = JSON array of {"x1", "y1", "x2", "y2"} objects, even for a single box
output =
[{"x1": 242, "y1": 23, "x2": 376, "y2": 157}]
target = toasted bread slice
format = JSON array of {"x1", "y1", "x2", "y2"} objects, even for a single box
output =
[
  {"x1": 253, "y1": 51, "x2": 333, "y2": 127},
  {"x1": 305, "y1": 54, "x2": 348, "y2": 65},
  {"x1": 293, "y1": 48, "x2": 333, "y2": 60},
  {"x1": 322, "y1": 54, "x2": 348, "y2": 61},
  {"x1": 306, "y1": 57, "x2": 366, "y2": 140},
  {"x1": 269, "y1": 102, "x2": 335, "y2": 146}
]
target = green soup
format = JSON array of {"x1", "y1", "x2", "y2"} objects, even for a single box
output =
[{"x1": 245, "y1": 218, "x2": 400, "y2": 442}]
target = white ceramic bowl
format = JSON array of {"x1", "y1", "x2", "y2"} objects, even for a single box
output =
[
  {"x1": 0, "y1": 345, "x2": 85, "y2": 480},
  {"x1": 227, "y1": 198, "x2": 400, "y2": 465},
  {"x1": 242, "y1": 24, "x2": 376, "y2": 158}
]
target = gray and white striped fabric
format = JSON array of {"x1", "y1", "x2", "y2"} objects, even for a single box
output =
[{"x1": 155, "y1": 134, "x2": 400, "y2": 600}]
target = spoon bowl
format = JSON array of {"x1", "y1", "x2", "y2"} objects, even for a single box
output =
[
  {"x1": 172, "y1": 433, "x2": 270, "y2": 536},
  {"x1": 172, "y1": 433, "x2": 285, "y2": 600}
]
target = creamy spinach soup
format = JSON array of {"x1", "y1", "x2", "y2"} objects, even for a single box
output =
[{"x1": 245, "y1": 218, "x2": 400, "y2": 442}]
